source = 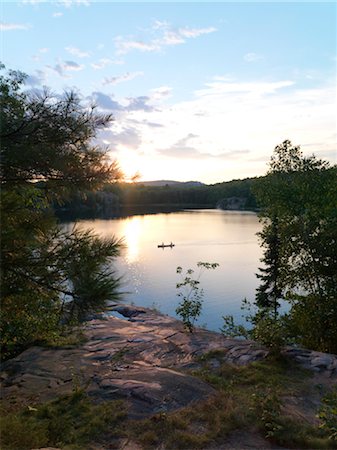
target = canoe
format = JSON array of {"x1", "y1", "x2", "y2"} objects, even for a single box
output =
[{"x1": 157, "y1": 243, "x2": 175, "y2": 248}]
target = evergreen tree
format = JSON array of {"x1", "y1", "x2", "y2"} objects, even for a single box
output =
[
  {"x1": 254, "y1": 140, "x2": 337, "y2": 352},
  {"x1": 0, "y1": 66, "x2": 123, "y2": 359},
  {"x1": 255, "y1": 217, "x2": 282, "y2": 318}
]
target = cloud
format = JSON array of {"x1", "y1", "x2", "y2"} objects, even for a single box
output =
[
  {"x1": 91, "y1": 76, "x2": 335, "y2": 182},
  {"x1": 0, "y1": 22, "x2": 30, "y2": 31},
  {"x1": 56, "y1": 0, "x2": 90, "y2": 7},
  {"x1": 158, "y1": 134, "x2": 202, "y2": 159},
  {"x1": 65, "y1": 46, "x2": 90, "y2": 58},
  {"x1": 126, "y1": 96, "x2": 155, "y2": 112},
  {"x1": 115, "y1": 21, "x2": 216, "y2": 55},
  {"x1": 112, "y1": 128, "x2": 142, "y2": 149},
  {"x1": 142, "y1": 120, "x2": 164, "y2": 128},
  {"x1": 91, "y1": 58, "x2": 123, "y2": 70},
  {"x1": 150, "y1": 86, "x2": 172, "y2": 100},
  {"x1": 90, "y1": 92, "x2": 155, "y2": 113},
  {"x1": 179, "y1": 26, "x2": 217, "y2": 39},
  {"x1": 49, "y1": 60, "x2": 84, "y2": 77},
  {"x1": 103, "y1": 71, "x2": 144, "y2": 85},
  {"x1": 22, "y1": 0, "x2": 90, "y2": 6},
  {"x1": 99, "y1": 127, "x2": 142, "y2": 150},
  {"x1": 91, "y1": 92, "x2": 125, "y2": 111},
  {"x1": 160, "y1": 30, "x2": 185, "y2": 46},
  {"x1": 114, "y1": 38, "x2": 158, "y2": 54},
  {"x1": 32, "y1": 47, "x2": 49, "y2": 61},
  {"x1": 24, "y1": 70, "x2": 45, "y2": 86},
  {"x1": 196, "y1": 79, "x2": 294, "y2": 97},
  {"x1": 158, "y1": 136, "x2": 250, "y2": 160},
  {"x1": 244, "y1": 52, "x2": 264, "y2": 62},
  {"x1": 21, "y1": 0, "x2": 44, "y2": 4},
  {"x1": 53, "y1": 12, "x2": 63, "y2": 18}
]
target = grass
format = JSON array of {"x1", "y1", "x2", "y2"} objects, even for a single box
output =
[
  {"x1": 41, "y1": 326, "x2": 87, "y2": 349},
  {"x1": 1, "y1": 352, "x2": 336, "y2": 449},
  {"x1": 127, "y1": 354, "x2": 336, "y2": 449},
  {"x1": 0, "y1": 390, "x2": 127, "y2": 450}
]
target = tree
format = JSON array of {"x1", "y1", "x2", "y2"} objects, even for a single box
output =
[
  {"x1": 0, "y1": 66, "x2": 123, "y2": 359},
  {"x1": 253, "y1": 140, "x2": 337, "y2": 352},
  {"x1": 255, "y1": 217, "x2": 282, "y2": 318},
  {"x1": 175, "y1": 262, "x2": 219, "y2": 332}
]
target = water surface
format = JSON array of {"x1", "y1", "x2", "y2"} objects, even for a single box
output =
[{"x1": 70, "y1": 209, "x2": 263, "y2": 332}]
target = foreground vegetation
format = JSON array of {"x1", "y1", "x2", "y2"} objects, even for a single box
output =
[
  {"x1": 1, "y1": 354, "x2": 336, "y2": 449},
  {"x1": 252, "y1": 141, "x2": 337, "y2": 353},
  {"x1": 222, "y1": 141, "x2": 337, "y2": 355},
  {"x1": 0, "y1": 66, "x2": 123, "y2": 360}
]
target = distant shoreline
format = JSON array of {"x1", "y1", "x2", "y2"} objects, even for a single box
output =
[{"x1": 56, "y1": 204, "x2": 259, "y2": 222}]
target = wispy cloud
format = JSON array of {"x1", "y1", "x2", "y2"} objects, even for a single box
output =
[
  {"x1": 244, "y1": 52, "x2": 264, "y2": 62},
  {"x1": 32, "y1": 48, "x2": 49, "y2": 61},
  {"x1": 103, "y1": 71, "x2": 144, "y2": 85},
  {"x1": 56, "y1": 0, "x2": 90, "y2": 7},
  {"x1": 91, "y1": 58, "x2": 124, "y2": 70},
  {"x1": 151, "y1": 86, "x2": 172, "y2": 100},
  {"x1": 23, "y1": 0, "x2": 90, "y2": 7},
  {"x1": 48, "y1": 60, "x2": 84, "y2": 77},
  {"x1": 158, "y1": 134, "x2": 249, "y2": 159},
  {"x1": 179, "y1": 26, "x2": 217, "y2": 39},
  {"x1": 121, "y1": 76, "x2": 336, "y2": 181},
  {"x1": 21, "y1": 0, "x2": 44, "y2": 4},
  {"x1": 115, "y1": 38, "x2": 158, "y2": 55},
  {"x1": 126, "y1": 96, "x2": 155, "y2": 112},
  {"x1": 65, "y1": 46, "x2": 90, "y2": 58},
  {"x1": 158, "y1": 134, "x2": 200, "y2": 158},
  {"x1": 24, "y1": 70, "x2": 46, "y2": 86},
  {"x1": 90, "y1": 92, "x2": 155, "y2": 113},
  {"x1": 91, "y1": 92, "x2": 125, "y2": 111},
  {"x1": 115, "y1": 21, "x2": 216, "y2": 55},
  {"x1": 98, "y1": 127, "x2": 142, "y2": 150},
  {"x1": 0, "y1": 22, "x2": 30, "y2": 31},
  {"x1": 196, "y1": 79, "x2": 294, "y2": 97},
  {"x1": 53, "y1": 12, "x2": 63, "y2": 18}
]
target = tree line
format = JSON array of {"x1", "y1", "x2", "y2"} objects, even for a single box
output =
[{"x1": 54, "y1": 177, "x2": 259, "y2": 219}]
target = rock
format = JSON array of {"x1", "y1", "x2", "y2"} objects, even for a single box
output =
[
  {"x1": 311, "y1": 355, "x2": 333, "y2": 369},
  {"x1": 112, "y1": 305, "x2": 147, "y2": 318},
  {"x1": 32, "y1": 448, "x2": 61, "y2": 450},
  {"x1": 1, "y1": 303, "x2": 336, "y2": 420},
  {"x1": 237, "y1": 354, "x2": 256, "y2": 365}
]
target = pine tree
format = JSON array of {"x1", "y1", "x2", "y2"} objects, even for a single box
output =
[
  {"x1": 0, "y1": 66, "x2": 123, "y2": 359},
  {"x1": 255, "y1": 217, "x2": 282, "y2": 319}
]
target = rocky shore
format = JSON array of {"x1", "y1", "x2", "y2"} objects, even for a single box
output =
[{"x1": 1, "y1": 304, "x2": 336, "y2": 420}]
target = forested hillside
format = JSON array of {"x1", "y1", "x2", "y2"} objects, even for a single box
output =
[{"x1": 54, "y1": 177, "x2": 259, "y2": 218}]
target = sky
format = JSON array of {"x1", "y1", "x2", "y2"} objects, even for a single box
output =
[{"x1": 1, "y1": 1, "x2": 336, "y2": 184}]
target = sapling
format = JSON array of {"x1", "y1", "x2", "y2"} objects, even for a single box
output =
[{"x1": 175, "y1": 262, "x2": 219, "y2": 332}]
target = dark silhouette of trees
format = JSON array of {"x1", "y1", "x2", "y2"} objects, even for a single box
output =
[
  {"x1": 254, "y1": 140, "x2": 337, "y2": 352},
  {"x1": 0, "y1": 66, "x2": 123, "y2": 359},
  {"x1": 255, "y1": 217, "x2": 282, "y2": 318}
]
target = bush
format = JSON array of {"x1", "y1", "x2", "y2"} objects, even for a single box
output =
[{"x1": 175, "y1": 262, "x2": 219, "y2": 332}]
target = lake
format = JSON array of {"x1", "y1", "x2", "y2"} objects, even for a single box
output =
[{"x1": 68, "y1": 209, "x2": 263, "y2": 332}]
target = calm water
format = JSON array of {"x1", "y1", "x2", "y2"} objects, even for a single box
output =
[{"x1": 68, "y1": 209, "x2": 263, "y2": 332}]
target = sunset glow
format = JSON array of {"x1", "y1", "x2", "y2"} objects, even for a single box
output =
[{"x1": 2, "y1": 1, "x2": 336, "y2": 183}]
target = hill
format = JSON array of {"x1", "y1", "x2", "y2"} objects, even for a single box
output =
[{"x1": 136, "y1": 180, "x2": 205, "y2": 187}]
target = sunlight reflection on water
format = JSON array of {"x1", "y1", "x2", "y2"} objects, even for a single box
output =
[{"x1": 67, "y1": 209, "x2": 263, "y2": 332}]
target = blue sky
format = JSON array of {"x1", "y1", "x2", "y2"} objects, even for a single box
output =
[{"x1": 1, "y1": 1, "x2": 336, "y2": 183}]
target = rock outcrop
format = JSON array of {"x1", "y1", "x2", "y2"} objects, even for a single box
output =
[{"x1": 1, "y1": 305, "x2": 336, "y2": 418}]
